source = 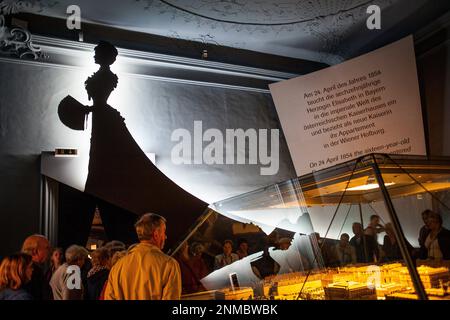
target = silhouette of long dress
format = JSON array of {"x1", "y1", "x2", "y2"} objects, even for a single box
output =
[{"x1": 58, "y1": 42, "x2": 207, "y2": 249}]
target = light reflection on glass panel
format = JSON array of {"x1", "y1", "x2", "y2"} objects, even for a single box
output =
[{"x1": 179, "y1": 155, "x2": 450, "y2": 300}]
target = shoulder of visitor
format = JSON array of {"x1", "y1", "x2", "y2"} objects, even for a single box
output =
[
  {"x1": 0, "y1": 288, "x2": 33, "y2": 300},
  {"x1": 51, "y1": 263, "x2": 67, "y2": 276},
  {"x1": 137, "y1": 242, "x2": 159, "y2": 250},
  {"x1": 136, "y1": 242, "x2": 174, "y2": 260}
]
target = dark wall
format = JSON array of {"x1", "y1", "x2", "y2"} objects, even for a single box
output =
[
  {"x1": 0, "y1": 155, "x2": 41, "y2": 258},
  {"x1": 416, "y1": 25, "x2": 450, "y2": 156},
  {"x1": 57, "y1": 184, "x2": 139, "y2": 250}
]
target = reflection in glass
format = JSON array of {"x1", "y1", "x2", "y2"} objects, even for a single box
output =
[{"x1": 176, "y1": 154, "x2": 450, "y2": 300}]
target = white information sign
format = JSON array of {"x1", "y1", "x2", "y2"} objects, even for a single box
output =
[{"x1": 270, "y1": 36, "x2": 426, "y2": 176}]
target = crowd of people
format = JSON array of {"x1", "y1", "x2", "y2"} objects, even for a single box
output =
[
  {"x1": 1, "y1": 210, "x2": 449, "y2": 300},
  {"x1": 318, "y1": 210, "x2": 450, "y2": 268},
  {"x1": 0, "y1": 214, "x2": 157, "y2": 300}
]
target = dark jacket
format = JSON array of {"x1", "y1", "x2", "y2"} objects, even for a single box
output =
[
  {"x1": 176, "y1": 255, "x2": 206, "y2": 294},
  {"x1": 418, "y1": 225, "x2": 430, "y2": 259},
  {"x1": 86, "y1": 268, "x2": 109, "y2": 300},
  {"x1": 382, "y1": 235, "x2": 414, "y2": 262},
  {"x1": 23, "y1": 262, "x2": 52, "y2": 300},
  {"x1": 0, "y1": 288, "x2": 33, "y2": 300},
  {"x1": 426, "y1": 228, "x2": 450, "y2": 260},
  {"x1": 319, "y1": 239, "x2": 339, "y2": 267},
  {"x1": 350, "y1": 235, "x2": 379, "y2": 263}
]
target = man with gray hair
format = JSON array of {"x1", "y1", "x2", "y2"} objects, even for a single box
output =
[
  {"x1": 50, "y1": 245, "x2": 88, "y2": 300},
  {"x1": 21, "y1": 234, "x2": 52, "y2": 300},
  {"x1": 104, "y1": 213, "x2": 181, "y2": 300}
]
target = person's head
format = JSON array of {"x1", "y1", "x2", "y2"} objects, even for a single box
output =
[
  {"x1": 278, "y1": 238, "x2": 292, "y2": 250},
  {"x1": 340, "y1": 233, "x2": 350, "y2": 246},
  {"x1": 422, "y1": 209, "x2": 433, "y2": 226},
  {"x1": 427, "y1": 213, "x2": 443, "y2": 232},
  {"x1": 90, "y1": 247, "x2": 110, "y2": 268},
  {"x1": 110, "y1": 250, "x2": 127, "y2": 267},
  {"x1": 370, "y1": 215, "x2": 380, "y2": 226},
  {"x1": 237, "y1": 239, "x2": 248, "y2": 253},
  {"x1": 135, "y1": 213, "x2": 167, "y2": 250},
  {"x1": 94, "y1": 41, "x2": 118, "y2": 67},
  {"x1": 223, "y1": 240, "x2": 233, "y2": 256},
  {"x1": 50, "y1": 247, "x2": 64, "y2": 267},
  {"x1": 65, "y1": 245, "x2": 88, "y2": 268},
  {"x1": 21, "y1": 234, "x2": 50, "y2": 264},
  {"x1": 384, "y1": 223, "x2": 395, "y2": 237},
  {"x1": 352, "y1": 223, "x2": 363, "y2": 236},
  {"x1": 0, "y1": 253, "x2": 33, "y2": 290},
  {"x1": 191, "y1": 242, "x2": 204, "y2": 256},
  {"x1": 104, "y1": 240, "x2": 126, "y2": 258}
]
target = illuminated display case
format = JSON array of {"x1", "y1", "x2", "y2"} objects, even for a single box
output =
[{"x1": 177, "y1": 154, "x2": 450, "y2": 300}]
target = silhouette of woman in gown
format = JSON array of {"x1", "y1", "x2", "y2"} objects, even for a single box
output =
[{"x1": 59, "y1": 41, "x2": 207, "y2": 249}]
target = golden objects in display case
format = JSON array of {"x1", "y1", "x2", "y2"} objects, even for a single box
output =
[
  {"x1": 260, "y1": 262, "x2": 450, "y2": 300},
  {"x1": 398, "y1": 265, "x2": 450, "y2": 289},
  {"x1": 181, "y1": 287, "x2": 254, "y2": 300},
  {"x1": 324, "y1": 281, "x2": 377, "y2": 300}
]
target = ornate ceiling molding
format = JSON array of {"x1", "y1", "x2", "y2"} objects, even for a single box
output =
[
  {"x1": 0, "y1": 0, "x2": 420, "y2": 65},
  {"x1": 157, "y1": 0, "x2": 374, "y2": 25},
  {"x1": 0, "y1": 35, "x2": 301, "y2": 93},
  {"x1": 0, "y1": 0, "x2": 57, "y2": 60},
  {"x1": 0, "y1": 16, "x2": 46, "y2": 59},
  {"x1": 136, "y1": 0, "x2": 395, "y2": 64},
  {"x1": 0, "y1": 0, "x2": 440, "y2": 66},
  {"x1": 0, "y1": 0, "x2": 59, "y2": 15}
]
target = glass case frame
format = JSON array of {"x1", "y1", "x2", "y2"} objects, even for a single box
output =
[{"x1": 175, "y1": 153, "x2": 450, "y2": 300}]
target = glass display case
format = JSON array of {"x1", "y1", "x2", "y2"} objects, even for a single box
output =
[{"x1": 175, "y1": 154, "x2": 450, "y2": 300}]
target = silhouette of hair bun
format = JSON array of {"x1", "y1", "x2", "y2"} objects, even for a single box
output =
[{"x1": 94, "y1": 41, "x2": 118, "y2": 66}]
